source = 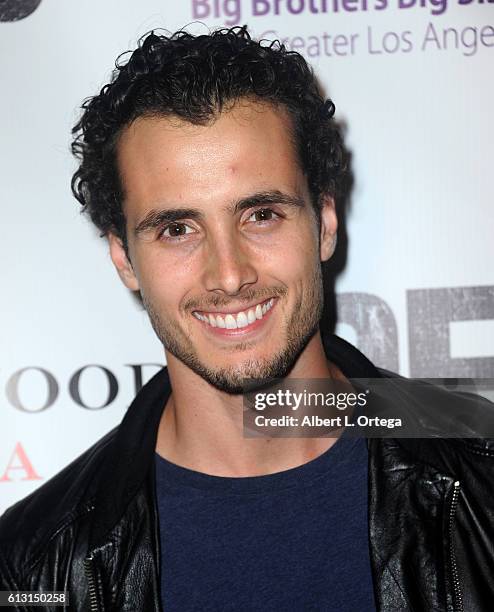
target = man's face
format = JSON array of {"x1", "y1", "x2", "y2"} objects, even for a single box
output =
[{"x1": 110, "y1": 100, "x2": 337, "y2": 393}]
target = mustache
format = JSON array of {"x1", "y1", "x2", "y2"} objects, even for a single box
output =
[{"x1": 183, "y1": 286, "x2": 287, "y2": 312}]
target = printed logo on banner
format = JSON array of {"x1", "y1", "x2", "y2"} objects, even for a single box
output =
[
  {"x1": 0, "y1": 443, "x2": 41, "y2": 483},
  {"x1": 0, "y1": 0, "x2": 42, "y2": 22},
  {"x1": 190, "y1": 0, "x2": 494, "y2": 59},
  {"x1": 3, "y1": 363, "x2": 164, "y2": 413},
  {"x1": 191, "y1": 0, "x2": 494, "y2": 23}
]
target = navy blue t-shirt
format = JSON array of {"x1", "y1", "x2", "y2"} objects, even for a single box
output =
[{"x1": 155, "y1": 436, "x2": 376, "y2": 611}]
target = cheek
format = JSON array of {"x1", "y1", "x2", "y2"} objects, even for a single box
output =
[
  {"x1": 280, "y1": 227, "x2": 319, "y2": 273},
  {"x1": 265, "y1": 237, "x2": 320, "y2": 302},
  {"x1": 133, "y1": 251, "x2": 194, "y2": 311},
  {"x1": 286, "y1": 232, "x2": 321, "y2": 296}
]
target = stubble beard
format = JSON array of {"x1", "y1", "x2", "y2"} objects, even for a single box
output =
[{"x1": 141, "y1": 265, "x2": 324, "y2": 395}]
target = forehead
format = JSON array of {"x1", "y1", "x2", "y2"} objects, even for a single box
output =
[{"x1": 116, "y1": 100, "x2": 306, "y2": 217}]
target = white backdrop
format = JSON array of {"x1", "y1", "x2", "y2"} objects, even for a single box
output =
[{"x1": 1, "y1": 0, "x2": 493, "y2": 514}]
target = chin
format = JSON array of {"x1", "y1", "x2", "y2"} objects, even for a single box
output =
[{"x1": 193, "y1": 345, "x2": 305, "y2": 395}]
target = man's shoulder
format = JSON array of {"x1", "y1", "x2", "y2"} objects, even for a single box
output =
[
  {"x1": 373, "y1": 368, "x2": 494, "y2": 473},
  {"x1": 0, "y1": 426, "x2": 117, "y2": 574}
]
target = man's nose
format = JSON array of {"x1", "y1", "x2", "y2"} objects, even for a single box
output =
[{"x1": 202, "y1": 233, "x2": 258, "y2": 296}]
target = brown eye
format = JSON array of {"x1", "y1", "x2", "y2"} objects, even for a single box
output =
[
  {"x1": 161, "y1": 223, "x2": 194, "y2": 239},
  {"x1": 248, "y1": 208, "x2": 279, "y2": 223}
]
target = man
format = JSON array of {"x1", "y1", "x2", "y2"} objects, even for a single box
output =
[{"x1": 1, "y1": 26, "x2": 493, "y2": 612}]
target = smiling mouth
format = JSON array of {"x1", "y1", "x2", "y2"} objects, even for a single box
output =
[{"x1": 192, "y1": 298, "x2": 275, "y2": 330}]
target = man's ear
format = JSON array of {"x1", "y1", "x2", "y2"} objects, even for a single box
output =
[
  {"x1": 108, "y1": 233, "x2": 140, "y2": 291},
  {"x1": 319, "y1": 196, "x2": 338, "y2": 262}
]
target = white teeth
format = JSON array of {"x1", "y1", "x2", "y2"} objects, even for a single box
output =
[
  {"x1": 225, "y1": 314, "x2": 237, "y2": 329},
  {"x1": 195, "y1": 299, "x2": 275, "y2": 329},
  {"x1": 236, "y1": 311, "x2": 248, "y2": 328}
]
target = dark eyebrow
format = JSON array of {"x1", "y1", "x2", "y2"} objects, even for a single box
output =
[
  {"x1": 225, "y1": 190, "x2": 306, "y2": 215},
  {"x1": 133, "y1": 190, "x2": 305, "y2": 237},
  {"x1": 134, "y1": 208, "x2": 203, "y2": 236}
]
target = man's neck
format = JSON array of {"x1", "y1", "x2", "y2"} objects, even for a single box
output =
[{"x1": 155, "y1": 332, "x2": 345, "y2": 477}]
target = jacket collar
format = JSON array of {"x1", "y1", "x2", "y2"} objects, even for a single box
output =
[{"x1": 89, "y1": 333, "x2": 381, "y2": 547}]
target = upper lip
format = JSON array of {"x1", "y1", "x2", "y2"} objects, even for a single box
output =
[{"x1": 192, "y1": 297, "x2": 274, "y2": 316}]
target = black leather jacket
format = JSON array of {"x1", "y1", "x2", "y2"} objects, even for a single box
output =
[{"x1": 1, "y1": 335, "x2": 494, "y2": 611}]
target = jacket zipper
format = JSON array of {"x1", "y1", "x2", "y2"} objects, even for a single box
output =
[
  {"x1": 84, "y1": 554, "x2": 99, "y2": 612},
  {"x1": 448, "y1": 480, "x2": 463, "y2": 612}
]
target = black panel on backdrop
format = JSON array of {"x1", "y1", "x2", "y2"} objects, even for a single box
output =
[{"x1": 0, "y1": 0, "x2": 41, "y2": 22}]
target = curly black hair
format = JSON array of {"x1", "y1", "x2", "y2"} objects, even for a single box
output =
[{"x1": 71, "y1": 26, "x2": 349, "y2": 246}]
